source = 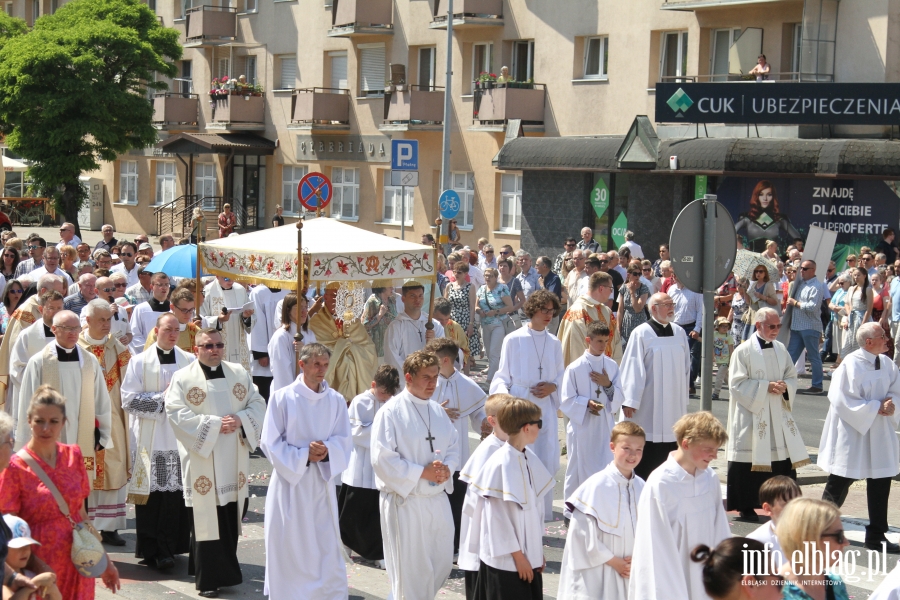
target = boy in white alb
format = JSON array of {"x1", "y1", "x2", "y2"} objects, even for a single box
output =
[
  {"x1": 338, "y1": 365, "x2": 400, "y2": 568},
  {"x1": 457, "y1": 393, "x2": 513, "y2": 597},
  {"x1": 466, "y1": 397, "x2": 553, "y2": 600},
  {"x1": 560, "y1": 321, "x2": 625, "y2": 523},
  {"x1": 746, "y1": 475, "x2": 801, "y2": 570},
  {"x1": 425, "y1": 338, "x2": 490, "y2": 554},
  {"x1": 558, "y1": 421, "x2": 646, "y2": 600}
]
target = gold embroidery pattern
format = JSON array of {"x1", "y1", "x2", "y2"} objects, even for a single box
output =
[
  {"x1": 187, "y1": 387, "x2": 206, "y2": 406},
  {"x1": 194, "y1": 475, "x2": 213, "y2": 496},
  {"x1": 757, "y1": 419, "x2": 768, "y2": 440},
  {"x1": 84, "y1": 456, "x2": 94, "y2": 472},
  {"x1": 239, "y1": 472, "x2": 246, "y2": 490},
  {"x1": 232, "y1": 383, "x2": 247, "y2": 402},
  {"x1": 786, "y1": 416, "x2": 797, "y2": 436}
]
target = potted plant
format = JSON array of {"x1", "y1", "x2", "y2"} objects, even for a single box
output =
[
  {"x1": 477, "y1": 71, "x2": 497, "y2": 90},
  {"x1": 384, "y1": 79, "x2": 395, "y2": 93}
]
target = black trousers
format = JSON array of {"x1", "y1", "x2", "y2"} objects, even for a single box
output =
[
  {"x1": 188, "y1": 502, "x2": 242, "y2": 592},
  {"x1": 338, "y1": 483, "x2": 384, "y2": 561},
  {"x1": 472, "y1": 561, "x2": 543, "y2": 600},
  {"x1": 679, "y1": 322, "x2": 701, "y2": 384},
  {"x1": 634, "y1": 441, "x2": 678, "y2": 482},
  {"x1": 822, "y1": 474, "x2": 892, "y2": 543},
  {"x1": 726, "y1": 459, "x2": 797, "y2": 512},
  {"x1": 252, "y1": 375, "x2": 273, "y2": 403},
  {"x1": 448, "y1": 472, "x2": 468, "y2": 553},
  {"x1": 134, "y1": 490, "x2": 193, "y2": 563}
]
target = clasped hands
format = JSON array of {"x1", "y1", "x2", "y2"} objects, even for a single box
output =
[
  {"x1": 422, "y1": 460, "x2": 450, "y2": 484},
  {"x1": 530, "y1": 382, "x2": 557, "y2": 399},
  {"x1": 309, "y1": 440, "x2": 329, "y2": 462},
  {"x1": 219, "y1": 414, "x2": 242, "y2": 434},
  {"x1": 767, "y1": 381, "x2": 788, "y2": 395}
]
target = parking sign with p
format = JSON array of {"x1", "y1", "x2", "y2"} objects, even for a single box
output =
[{"x1": 391, "y1": 140, "x2": 418, "y2": 171}]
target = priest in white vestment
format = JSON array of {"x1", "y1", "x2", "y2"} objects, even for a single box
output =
[
  {"x1": 560, "y1": 320, "x2": 625, "y2": 520},
  {"x1": 15, "y1": 311, "x2": 113, "y2": 486},
  {"x1": 129, "y1": 273, "x2": 174, "y2": 354},
  {"x1": 727, "y1": 307, "x2": 808, "y2": 521},
  {"x1": 248, "y1": 284, "x2": 287, "y2": 401},
  {"x1": 384, "y1": 282, "x2": 444, "y2": 389},
  {"x1": 81, "y1": 276, "x2": 132, "y2": 348},
  {"x1": 8, "y1": 290, "x2": 63, "y2": 425},
  {"x1": 620, "y1": 293, "x2": 691, "y2": 481},
  {"x1": 166, "y1": 328, "x2": 266, "y2": 596},
  {"x1": 200, "y1": 276, "x2": 255, "y2": 371},
  {"x1": 261, "y1": 343, "x2": 352, "y2": 599},
  {"x1": 268, "y1": 293, "x2": 317, "y2": 394},
  {"x1": 121, "y1": 312, "x2": 194, "y2": 571},
  {"x1": 558, "y1": 272, "x2": 623, "y2": 366},
  {"x1": 490, "y1": 289, "x2": 564, "y2": 521},
  {"x1": 371, "y1": 350, "x2": 460, "y2": 600},
  {"x1": 818, "y1": 322, "x2": 900, "y2": 552}
]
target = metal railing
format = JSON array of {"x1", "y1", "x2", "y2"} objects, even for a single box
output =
[{"x1": 658, "y1": 72, "x2": 836, "y2": 83}]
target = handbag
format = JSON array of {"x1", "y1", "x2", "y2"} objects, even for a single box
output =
[{"x1": 16, "y1": 449, "x2": 109, "y2": 578}]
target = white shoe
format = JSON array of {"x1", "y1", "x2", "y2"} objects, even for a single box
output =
[
  {"x1": 376, "y1": 559, "x2": 386, "y2": 570},
  {"x1": 453, "y1": 553, "x2": 459, "y2": 564}
]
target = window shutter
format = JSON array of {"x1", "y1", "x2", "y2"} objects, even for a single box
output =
[
  {"x1": 331, "y1": 54, "x2": 348, "y2": 89},
  {"x1": 280, "y1": 56, "x2": 297, "y2": 90},
  {"x1": 360, "y1": 46, "x2": 386, "y2": 92}
]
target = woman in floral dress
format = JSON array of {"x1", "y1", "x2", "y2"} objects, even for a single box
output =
[
  {"x1": 444, "y1": 261, "x2": 481, "y2": 362},
  {"x1": 615, "y1": 260, "x2": 650, "y2": 349}
]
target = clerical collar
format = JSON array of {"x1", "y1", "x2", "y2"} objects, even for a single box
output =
[
  {"x1": 156, "y1": 346, "x2": 176, "y2": 364},
  {"x1": 756, "y1": 334, "x2": 774, "y2": 349},
  {"x1": 861, "y1": 349, "x2": 882, "y2": 369},
  {"x1": 647, "y1": 318, "x2": 674, "y2": 337},
  {"x1": 43, "y1": 323, "x2": 53, "y2": 337},
  {"x1": 179, "y1": 322, "x2": 187, "y2": 332},
  {"x1": 56, "y1": 345, "x2": 79, "y2": 362},
  {"x1": 149, "y1": 298, "x2": 170, "y2": 312},
  {"x1": 199, "y1": 362, "x2": 225, "y2": 379}
]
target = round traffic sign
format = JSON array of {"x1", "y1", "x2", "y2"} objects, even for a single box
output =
[
  {"x1": 298, "y1": 172, "x2": 332, "y2": 211},
  {"x1": 669, "y1": 199, "x2": 737, "y2": 294},
  {"x1": 439, "y1": 190, "x2": 460, "y2": 219}
]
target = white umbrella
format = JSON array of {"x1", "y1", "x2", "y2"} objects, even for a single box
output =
[{"x1": 2, "y1": 156, "x2": 28, "y2": 172}]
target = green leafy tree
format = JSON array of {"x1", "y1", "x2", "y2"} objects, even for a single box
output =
[{"x1": 0, "y1": 0, "x2": 181, "y2": 235}]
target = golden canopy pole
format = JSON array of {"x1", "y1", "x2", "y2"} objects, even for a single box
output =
[
  {"x1": 294, "y1": 218, "x2": 305, "y2": 371},
  {"x1": 194, "y1": 214, "x2": 204, "y2": 309},
  {"x1": 425, "y1": 217, "x2": 441, "y2": 333}
]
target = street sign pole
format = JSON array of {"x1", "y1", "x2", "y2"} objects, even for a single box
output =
[
  {"x1": 439, "y1": 0, "x2": 454, "y2": 249},
  {"x1": 401, "y1": 185, "x2": 406, "y2": 240},
  {"x1": 700, "y1": 196, "x2": 718, "y2": 412}
]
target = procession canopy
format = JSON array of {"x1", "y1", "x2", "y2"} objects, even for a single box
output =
[{"x1": 198, "y1": 218, "x2": 436, "y2": 290}]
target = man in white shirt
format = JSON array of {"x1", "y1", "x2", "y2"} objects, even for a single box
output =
[
  {"x1": 622, "y1": 230, "x2": 644, "y2": 259},
  {"x1": 384, "y1": 281, "x2": 444, "y2": 388},
  {"x1": 111, "y1": 241, "x2": 140, "y2": 287},
  {"x1": 28, "y1": 247, "x2": 73, "y2": 285},
  {"x1": 56, "y1": 221, "x2": 82, "y2": 250},
  {"x1": 669, "y1": 274, "x2": 704, "y2": 392}
]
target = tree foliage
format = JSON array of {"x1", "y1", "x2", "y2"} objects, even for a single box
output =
[{"x1": 0, "y1": 0, "x2": 182, "y2": 229}]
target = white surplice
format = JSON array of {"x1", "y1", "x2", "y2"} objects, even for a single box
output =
[
  {"x1": 431, "y1": 369, "x2": 486, "y2": 467},
  {"x1": 383, "y1": 312, "x2": 445, "y2": 389},
  {"x1": 561, "y1": 352, "x2": 625, "y2": 515},
  {"x1": 248, "y1": 286, "x2": 287, "y2": 379},
  {"x1": 747, "y1": 521, "x2": 787, "y2": 570},
  {"x1": 818, "y1": 348, "x2": 900, "y2": 479},
  {"x1": 267, "y1": 324, "x2": 317, "y2": 394},
  {"x1": 261, "y1": 377, "x2": 351, "y2": 600},
  {"x1": 8, "y1": 321, "x2": 54, "y2": 427},
  {"x1": 457, "y1": 434, "x2": 506, "y2": 573},
  {"x1": 869, "y1": 562, "x2": 900, "y2": 600},
  {"x1": 490, "y1": 325, "x2": 564, "y2": 521},
  {"x1": 201, "y1": 280, "x2": 254, "y2": 370},
  {"x1": 628, "y1": 454, "x2": 731, "y2": 600},
  {"x1": 465, "y1": 442, "x2": 553, "y2": 571},
  {"x1": 371, "y1": 389, "x2": 460, "y2": 600},
  {"x1": 558, "y1": 462, "x2": 644, "y2": 600},
  {"x1": 79, "y1": 303, "x2": 131, "y2": 344},
  {"x1": 620, "y1": 322, "x2": 691, "y2": 442},
  {"x1": 129, "y1": 301, "x2": 170, "y2": 355},
  {"x1": 341, "y1": 389, "x2": 387, "y2": 490}
]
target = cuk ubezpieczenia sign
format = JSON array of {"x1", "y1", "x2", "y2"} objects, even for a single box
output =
[{"x1": 656, "y1": 83, "x2": 900, "y2": 125}]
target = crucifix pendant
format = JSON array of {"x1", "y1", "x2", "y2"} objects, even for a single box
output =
[
  {"x1": 537, "y1": 365, "x2": 543, "y2": 379},
  {"x1": 418, "y1": 330, "x2": 423, "y2": 343},
  {"x1": 596, "y1": 385, "x2": 603, "y2": 398},
  {"x1": 425, "y1": 433, "x2": 435, "y2": 452}
]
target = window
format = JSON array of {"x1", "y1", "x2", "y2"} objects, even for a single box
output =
[
  {"x1": 418, "y1": 47, "x2": 436, "y2": 90},
  {"x1": 359, "y1": 44, "x2": 386, "y2": 96},
  {"x1": 583, "y1": 36, "x2": 609, "y2": 79},
  {"x1": 217, "y1": 58, "x2": 230, "y2": 81},
  {"x1": 196, "y1": 164, "x2": 217, "y2": 209},
  {"x1": 178, "y1": 60, "x2": 192, "y2": 95},
  {"x1": 472, "y1": 42, "x2": 493, "y2": 91},
  {"x1": 660, "y1": 31, "x2": 689, "y2": 82},
  {"x1": 791, "y1": 23, "x2": 802, "y2": 80},
  {"x1": 500, "y1": 173, "x2": 522, "y2": 232},
  {"x1": 710, "y1": 29, "x2": 741, "y2": 81},
  {"x1": 452, "y1": 172, "x2": 475, "y2": 229},
  {"x1": 382, "y1": 184, "x2": 413, "y2": 225},
  {"x1": 147, "y1": 0, "x2": 156, "y2": 11},
  {"x1": 331, "y1": 167, "x2": 359, "y2": 220},
  {"x1": 281, "y1": 165, "x2": 307, "y2": 216},
  {"x1": 278, "y1": 55, "x2": 297, "y2": 90},
  {"x1": 155, "y1": 162, "x2": 176, "y2": 206},
  {"x1": 245, "y1": 0, "x2": 257, "y2": 12},
  {"x1": 4, "y1": 3, "x2": 12, "y2": 16},
  {"x1": 119, "y1": 161, "x2": 138, "y2": 205},
  {"x1": 240, "y1": 56, "x2": 257, "y2": 85},
  {"x1": 31, "y1": 0, "x2": 38, "y2": 23},
  {"x1": 49, "y1": 0, "x2": 57, "y2": 14},
  {"x1": 330, "y1": 51, "x2": 348, "y2": 89},
  {"x1": 512, "y1": 40, "x2": 534, "y2": 82}
]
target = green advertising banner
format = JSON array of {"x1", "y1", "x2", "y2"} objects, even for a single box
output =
[
  {"x1": 695, "y1": 175, "x2": 708, "y2": 199},
  {"x1": 611, "y1": 211, "x2": 628, "y2": 248},
  {"x1": 590, "y1": 179, "x2": 610, "y2": 219}
]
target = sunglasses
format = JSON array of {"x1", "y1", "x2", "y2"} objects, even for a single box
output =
[
  {"x1": 754, "y1": 270, "x2": 767, "y2": 274},
  {"x1": 121, "y1": 253, "x2": 134, "y2": 257},
  {"x1": 27, "y1": 245, "x2": 43, "y2": 251},
  {"x1": 565, "y1": 244, "x2": 575, "y2": 248},
  {"x1": 115, "y1": 283, "x2": 127, "y2": 288},
  {"x1": 821, "y1": 530, "x2": 846, "y2": 545},
  {"x1": 198, "y1": 342, "x2": 226, "y2": 350},
  {"x1": 642, "y1": 268, "x2": 652, "y2": 272},
  {"x1": 7, "y1": 289, "x2": 22, "y2": 294},
  {"x1": 485, "y1": 250, "x2": 494, "y2": 254},
  {"x1": 630, "y1": 271, "x2": 641, "y2": 277},
  {"x1": 499, "y1": 251, "x2": 510, "y2": 255},
  {"x1": 522, "y1": 419, "x2": 543, "y2": 429},
  {"x1": 761, "y1": 323, "x2": 781, "y2": 330},
  {"x1": 100, "y1": 287, "x2": 115, "y2": 292},
  {"x1": 801, "y1": 266, "x2": 813, "y2": 271}
]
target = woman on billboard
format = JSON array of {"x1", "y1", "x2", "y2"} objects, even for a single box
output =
[{"x1": 734, "y1": 180, "x2": 802, "y2": 252}]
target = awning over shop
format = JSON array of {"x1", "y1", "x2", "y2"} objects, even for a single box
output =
[{"x1": 157, "y1": 132, "x2": 276, "y2": 155}]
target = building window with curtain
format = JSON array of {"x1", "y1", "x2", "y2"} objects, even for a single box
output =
[
  {"x1": 278, "y1": 55, "x2": 297, "y2": 90},
  {"x1": 154, "y1": 162, "x2": 176, "y2": 206},
  {"x1": 359, "y1": 43, "x2": 386, "y2": 96},
  {"x1": 382, "y1": 182, "x2": 413, "y2": 225},
  {"x1": 281, "y1": 165, "x2": 307, "y2": 216},
  {"x1": 331, "y1": 167, "x2": 359, "y2": 220},
  {"x1": 500, "y1": 173, "x2": 522, "y2": 233},
  {"x1": 452, "y1": 172, "x2": 475, "y2": 229},
  {"x1": 660, "y1": 31, "x2": 689, "y2": 82},
  {"x1": 119, "y1": 161, "x2": 138, "y2": 205}
]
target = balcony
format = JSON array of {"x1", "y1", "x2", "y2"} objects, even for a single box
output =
[
  {"x1": 658, "y1": 73, "x2": 835, "y2": 83},
  {"x1": 184, "y1": 6, "x2": 237, "y2": 47},
  {"x1": 328, "y1": 0, "x2": 393, "y2": 37},
  {"x1": 152, "y1": 93, "x2": 200, "y2": 129},
  {"x1": 290, "y1": 88, "x2": 351, "y2": 131},
  {"x1": 660, "y1": 0, "x2": 798, "y2": 10},
  {"x1": 209, "y1": 94, "x2": 265, "y2": 131},
  {"x1": 430, "y1": 0, "x2": 502, "y2": 29},
  {"x1": 380, "y1": 86, "x2": 445, "y2": 131},
  {"x1": 472, "y1": 83, "x2": 545, "y2": 129}
]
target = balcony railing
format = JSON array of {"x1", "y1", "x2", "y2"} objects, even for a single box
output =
[
  {"x1": 383, "y1": 85, "x2": 445, "y2": 126},
  {"x1": 431, "y1": 0, "x2": 502, "y2": 28},
  {"x1": 291, "y1": 88, "x2": 351, "y2": 125},
  {"x1": 152, "y1": 92, "x2": 200, "y2": 127},
  {"x1": 210, "y1": 94, "x2": 265, "y2": 127},
  {"x1": 185, "y1": 5, "x2": 237, "y2": 46},
  {"x1": 328, "y1": 0, "x2": 393, "y2": 36},
  {"x1": 473, "y1": 82, "x2": 545, "y2": 125},
  {"x1": 658, "y1": 73, "x2": 836, "y2": 83}
]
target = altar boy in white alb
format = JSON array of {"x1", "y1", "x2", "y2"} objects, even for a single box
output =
[
  {"x1": 560, "y1": 320, "x2": 625, "y2": 521},
  {"x1": 261, "y1": 343, "x2": 352, "y2": 599},
  {"x1": 383, "y1": 281, "x2": 443, "y2": 389},
  {"x1": 818, "y1": 322, "x2": 900, "y2": 553},
  {"x1": 490, "y1": 289, "x2": 564, "y2": 521},
  {"x1": 371, "y1": 350, "x2": 460, "y2": 600}
]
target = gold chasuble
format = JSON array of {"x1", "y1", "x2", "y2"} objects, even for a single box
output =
[
  {"x1": 145, "y1": 321, "x2": 201, "y2": 354},
  {"x1": 558, "y1": 295, "x2": 623, "y2": 366},
  {"x1": 78, "y1": 333, "x2": 133, "y2": 491},
  {"x1": 309, "y1": 306, "x2": 377, "y2": 402},
  {"x1": 0, "y1": 295, "x2": 41, "y2": 408}
]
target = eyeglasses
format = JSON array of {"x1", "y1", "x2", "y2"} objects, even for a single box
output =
[
  {"x1": 484, "y1": 250, "x2": 494, "y2": 254},
  {"x1": 53, "y1": 325, "x2": 80, "y2": 333},
  {"x1": 565, "y1": 243, "x2": 575, "y2": 248},
  {"x1": 821, "y1": 530, "x2": 846, "y2": 544},
  {"x1": 800, "y1": 266, "x2": 813, "y2": 271},
  {"x1": 499, "y1": 251, "x2": 510, "y2": 256},
  {"x1": 198, "y1": 342, "x2": 226, "y2": 350},
  {"x1": 522, "y1": 419, "x2": 543, "y2": 429},
  {"x1": 115, "y1": 283, "x2": 127, "y2": 288},
  {"x1": 121, "y1": 252, "x2": 134, "y2": 257},
  {"x1": 538, "y1": 307, "x2": 554, "y2": 315},
  {"x1": 630, "y1": 271, "x2": 641, "y2": 277},
  {"x1": 7, "y1": 289, "x2": 22, "y2": 294},
  {"x1": 100, "y1": 287, "x2": 115, "y2": 293},
  {"x1": 172, "y1": 305, "x2": 194, "y2": 314},
  {"x1": 754, "y1": 269, "x2": 766, "y2": 274},
  {"x1": 762, "y1": 323, "x2": 782, "y2": 330},
  {"x1": 27, "y1": 245, "x2": 42, "y2": 251},
  {"x1": 599, "y1": 260, "x2": 609, "y2": 265},
  {"x1": 642, "y1": 268, "x2": 652, "y2": 272},
  {"x1": 59, "y1": 227, "x2": 71, "y2": 232}
]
